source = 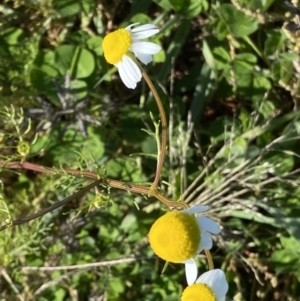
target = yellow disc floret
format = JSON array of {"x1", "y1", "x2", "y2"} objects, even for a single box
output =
[
  {"x1": 102, "y1": 29, "x2": 132, "y2": 64},
  {"x1": 181, "y1": 283, "x2": 217, "y2": 301},
  {"x1": 148, "y1": 212, "x2": 200, "y2": 263}
]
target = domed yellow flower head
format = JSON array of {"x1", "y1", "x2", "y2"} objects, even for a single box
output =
[
  {"x1": 182, "y1": 269, "x2": 229, "y2": 301},
  {"x1": 102, "y1": 23, "x2": 161, "y2": 89},
  {"x1": 149, "y1": 211, "x2": 200, "y2": 263},
  {"x1": 103, "y1": 29, "x2": 132, "y2": 65},
  {"x1": 181, "y1": 283, "x2": 216, "y2": 301},
  {"x1": 148, "y1": 205, "x2": 221, "y2": 284}
]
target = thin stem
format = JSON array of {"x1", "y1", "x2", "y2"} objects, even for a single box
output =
[
  {"x1": 1, "y1": 268, "x2": 24, "y2": 301},
  {"x1": 204, "y1": 249, "x2": 214, "y2": 270},
  {"x1": 140, "y1": 66, "x2": 167, "y2": 189},
  {"x1": 169, "y1": 57, "x2": 175, "y2": 192},
  {"x1": 0, "y1": 159, "x2": 188, "y2": 230},
  {"x1": 0, "y1": 179, "x2": 103, "y2": 231},
  {"x1": 22, "y1": 257, "x2": 152, "y2": 271}
]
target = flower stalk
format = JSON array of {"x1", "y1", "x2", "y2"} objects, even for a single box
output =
[
  {"x1": 204, "y1": 249, "x2": 214, "y2": 270},
  {"x1": 139, "y1": 65, "x2": 167, "y2": 189}
]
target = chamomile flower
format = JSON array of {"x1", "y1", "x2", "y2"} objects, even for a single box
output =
[
  {"x1": 148, "y1": 205, "x2": 221, "y2": 284},
  {"x1": 102, "y1": 23, "x2": 161, "y2": 89},
  {"x1": 182, "y1": 269, "x2": 229, "y2": 301}
]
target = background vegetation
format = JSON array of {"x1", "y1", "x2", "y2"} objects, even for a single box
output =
[{"x1": 1, "y1": 0, "x2": 300, "y2": 300}]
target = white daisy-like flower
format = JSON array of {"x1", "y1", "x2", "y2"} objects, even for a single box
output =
[
  {"x1": 148, "y1": 205, "x2": 221, "y2": 284},
  {"x1": 102, "y1": 23, "x2": 161, "y2": 89},
  {"x1": 182, "y1": 269, "x2": 229, "y2": 301}
]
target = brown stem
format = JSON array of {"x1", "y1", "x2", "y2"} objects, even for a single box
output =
[
  {"x1": 0, "y1": 160, "x2": 188, "y2": 210},
  {"x1": 0, "y1": 178, "x2": 103, "y2": 231},
  {"x1": 140, "y1": 68, "x2": 167, "y2": 189}
]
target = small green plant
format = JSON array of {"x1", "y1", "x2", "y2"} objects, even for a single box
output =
[{"x1": 1, "y1": 0, "x2": 300, "y2": 300}]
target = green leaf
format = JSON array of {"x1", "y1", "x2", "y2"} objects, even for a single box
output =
[
  {"x1": 105, "y1": 158, "x2": 144, "y2": 182},
  {"x1": 256, "y1": 100, "x2": 275, "y2": 119},
  {"x1": 238, "y1": 0, "x2": 275, "y2": 12},
  {"x1": 261, "y1": 152, "x2": 294, "y2": 175},
  {"x1": 108, "y1": 277, "x2": 125, "y2": 296},
  {"x1": 169, "y1": 0, "x2": 186, "y2": 11},
  {"x1": 157, "y1": 18, "x2": 190, "y2": 81},
  {"x1": 55, "y1": 45, "x2": 95, "y2": 79},
  {"x1": 218, "y1": 137, "x2": 248, "y2": 162},
  {"x1": 190, "y1": 62, "x2": 216, "y2": 123},
  {"x1": 52, "y1": 0, "x2": 80, "y2": 16},
  {"x1": 169, "y1": 0, "x2": 207, "y2": 17},
  {"x1": 2, "y1": 27, "x2": 23, "y2": 45},
  {"x1": 152, "y1": 0, "x2": 173, "y2": 10},
  {"x1": 69, "y1": 79, "x2": 88, "y2": 100},
  {"x1": 271, "y1": 53, "x2": 297, "y2": 84},
  {"x1": 119, "y1": 105, "x2": 147, "y2": 145},
  {"x1": 141, "y1": 135, "x2": 157, "y2": 155},
  {"x1": 202, "y1": 39, "x2": 215, "y2": 70},
  {"x1": 86, "y1": 36, "x2": 103, "y2": 56},
  {"x1": 129, "y1": 13, "x2": 152, "y2": 24},
  {"x1": 280, "y1": 120, "x2": 300, "y2": 149},
  {"x1": 46, "y1": 126, "x2": 105, "y2": 165},
  {"x1": 53, "y1": 288, "x2": 67, "y2": 301},
  {"x1": 120, "y1": 213, "x2": 137, "y2": 231},
  {"x1": 229, "y1": 210, "x2": 277, "y2": 226},
  {"x1": 264, "y1": 29, "x2": 287, "y2": 57},
  {"x1": 30, "y1": 50, "x2": 59, "y2": 95},
  {"x1": 212, "y1": 46, "x2": 231, "y2": 70},
  {"x1": 261, "y1": 206, "x2": 300, "y2": 241},
  {"x1": 241, "y1": 110, "x2": 300, "y2": 140},
  {"x1": 216, "y1": 4, "x2": 259, "y2": 37},
  {"x1": 182, "y1": 0, "x2": 208, "y2": 17},
  {"x1": 270, "y1": 236, "x2": 300, "y2": 276},
  {"x1": 235, "y1": 53, "x2": 257, "y2": 64}
]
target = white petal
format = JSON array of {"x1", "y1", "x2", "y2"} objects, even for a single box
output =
[
  {"x1": 130, "y1": 24, "x2": 159, "y2": 39},
  {"x1": 116, "y1": 62, "x2": 132, "y2": 88},
  {"x1": 184, "y1": 259, "x2": 198, "y2": 285},
  {"x1": 184, "y1": 205, "x2": 209, "y2": 214},
  {"x1": 134, "y1": 53, "x2": 152, "y2": 65},
  {"x1": 196, "y1": 269, "x2": 228, "y2": 300},
  {"x1": 125, "y1": 23, "x2": 140, "y2": 31},
  {"x1": 131, "y1": 42, "x2": 161, "y2": 55},
  {"x1": 116, "y1": 55, "x2": 141, "y2": 89},
  {"x1": 131, "y1": 24, "x2": 158, "y2": 32},
  {"x1": 122, "y1": 55, "x2": 141, "y2": 82},
  {"x1": 197, "y1": 230, "x2": 212, "y2": 252},
  {"x1": 197, "y1": 216, "x2": 221, "y2": 234}
]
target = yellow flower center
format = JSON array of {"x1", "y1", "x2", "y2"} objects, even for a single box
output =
[
  {"x1": 181, "y1": 283, "x2": 217, "y2": 301},
  {"x1": 102, "y1": 28, "x2": 132, "y2": 64},
  {"x1": 148, "y1": 211, "x2": 200, "y2": 263}
]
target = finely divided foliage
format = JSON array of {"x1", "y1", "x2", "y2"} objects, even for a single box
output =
[{"x1": 1, "y1": 0, "x2": 300, "y2": 300}]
